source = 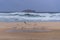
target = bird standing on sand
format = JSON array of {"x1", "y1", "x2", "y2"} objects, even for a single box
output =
[{"x1": 24, "y1": 21, "x2": 26, "y2": 24}]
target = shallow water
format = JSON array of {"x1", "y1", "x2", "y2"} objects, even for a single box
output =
[{"x1": 5, "y1": 30, "x2": 51, "y2": 32}]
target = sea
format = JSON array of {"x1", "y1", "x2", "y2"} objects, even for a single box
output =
[{"x1": 0, "y1": 12, "x2": 60, "y2": 22}]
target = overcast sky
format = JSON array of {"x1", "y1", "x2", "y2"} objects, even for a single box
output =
[{"x1": 0, "y1": 0, "x2": 60, "y2": 12}]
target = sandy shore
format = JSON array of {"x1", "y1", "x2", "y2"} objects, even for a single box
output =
[
  {"x1": 0, "y1": 22, "x2": 60, "y2": 40},
  {"x1": 0, "y1": 22, "x2": 60, "y2": 31},
  {"x1": 0, "y1": 31, "x2": 60, "y2": 40}
]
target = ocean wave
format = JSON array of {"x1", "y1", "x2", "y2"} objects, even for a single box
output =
[{"x1": 0, "y1": 12, "x2": 60, "y2": 22}]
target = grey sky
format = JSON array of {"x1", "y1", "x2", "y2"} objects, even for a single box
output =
[{"x1": 0, "y1": 0, "x2": 60, "y2": 12}]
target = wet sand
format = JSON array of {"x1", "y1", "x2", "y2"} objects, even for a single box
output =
[
  {"x1": 0, "y1": 31, "x2": 60, "y2": 40},
  {"x1": 0, "y1": 22, "x2": 60, "y2": 40}
]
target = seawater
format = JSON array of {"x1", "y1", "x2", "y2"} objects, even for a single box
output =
[{"x1": 0, "y1": 12, "x2": 60, "y2": 22}]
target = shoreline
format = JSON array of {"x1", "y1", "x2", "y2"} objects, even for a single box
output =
[{"x1": 0, "y1": 22, "x2": 59, "y2": 31}]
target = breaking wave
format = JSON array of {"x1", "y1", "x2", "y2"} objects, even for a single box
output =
[{"x1": 0, "y1": 12, "x2": 60, "y2": 22}]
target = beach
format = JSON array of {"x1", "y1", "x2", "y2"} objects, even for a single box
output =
[
  {"x1": 0, "y1": 22, "x2": 60, "y2": 30},
  {"x1": 0, "y1": 30, "x2": 60, "y2": 40},
  {"x1": 0, "y1": 22, "x2": 60, "y2": 40}
]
